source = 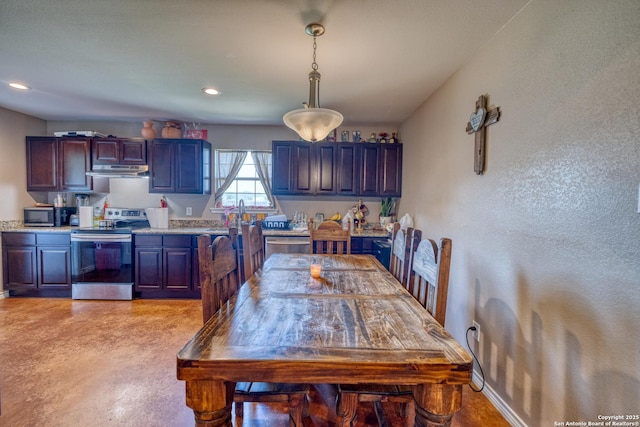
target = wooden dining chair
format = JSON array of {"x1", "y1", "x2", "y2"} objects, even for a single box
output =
[
  {"x1": 309, "y1": 220, "x2": 351, "y2": 254},
  {"x1": 407, "y1": 237, "x2": 452, "y2": 326},
  {"x1": 228, "y1": 226, "x2": 245, "y2": 284},
  {"x1": 337, "y1": 236, "x2": 453, "y2": 427},
  {"x1": 233, "y1": 223, "x2": 310, "y2": 427},
  {"x1": 241, "y1": 222, "x2": 264, "y2": 280},
  {"x1": 197, "y1": 234, "x2": 241, "y2": 324},
  {"x1": 389, "y1": 224, "x2": 421, "y2": 290}
]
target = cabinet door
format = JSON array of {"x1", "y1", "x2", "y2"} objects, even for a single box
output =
[
  {"x1": 58, "y1": 138, "x2": 92, "y2": 191},
  {"x1": 26, "y1": 137, "x2": 58, "y2": 191},
  {"x1": 2, "y1": 246, "x2": 37, "y2": 289},
  {"x1": 175, "y1": 140, "x2": 202, "y2": 194},
  {"x1": 358, "y1": 144, "x2": 379, "y2": 196},
  {"x1": 93, "y1": 138, "x2": 146, "y2": 165},
  {"x1": 315, "y1": 143, "x2": 336, "y2": 195},
  {"x1": 148, "y1": 139, "x2": 175, "y2": 193},
  {"x1": 120, "y1": 139, "x2": 146, "y2": 164},
  {"x1": 335, "y1": 144, "x2": 358, "y2": 195},
  {"x1": 271, "y1": 142, "x2": 294, "y2": 194},
  {"x1": 37, "y1": 246, "x2": 71, "y2": 288},
  {"x1": 164, "y1": 247, "x2": 192, "y2": 291},
  {"x1": 292, "y1": 143, "x2": 314, "y2": 194},
  {"x1": 378, "y1": 144, "x2": 402, "y2": 197},
  {"x1": 92, "y1": 139, "x2": 119, "y2": 164},
  {"x1": 134, "y1": 247, "x2": 163, "y2": 290}
]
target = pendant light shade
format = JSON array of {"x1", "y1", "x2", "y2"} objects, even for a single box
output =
[
  {"x1": 283, "y1": 107, "x2": 343, "y2": 142},
  {"x1": 283, "y1": 23, "x2": 343, "y2": 142}
]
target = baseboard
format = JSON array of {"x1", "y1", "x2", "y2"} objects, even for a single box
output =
[
  {"x1": 472, "y1": 369, "x2": 528, "y2": 427},
  {"x1": 0, "y1": 290, "x2": 9, "y2": 299}
]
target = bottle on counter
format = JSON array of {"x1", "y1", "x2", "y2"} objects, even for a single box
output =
[{"x1": 93, "y1": 206, "x2": 103, "y2": 227}]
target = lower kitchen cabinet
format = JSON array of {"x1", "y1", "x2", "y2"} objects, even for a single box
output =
[
  {"x1": 350, "y1": 236, "x2": 387, "y2": 256},
  {"x1": 2, "y1": 232, "x2": 71, "y2": 296},
  {"x1": 134, "y1": 234, "x2": 198, "y2": 298}
]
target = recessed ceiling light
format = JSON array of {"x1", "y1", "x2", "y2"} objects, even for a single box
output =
[
  {"x1": 202, "y1": 87, "x2": 220, "y2": 96},
  {"x1": 9, "y1": 82, "x2": 31, "y2": 90}
]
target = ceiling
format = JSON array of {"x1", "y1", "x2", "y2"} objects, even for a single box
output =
[{"x1": 0, "y1": 0, "x2": 529, "y2": 126}]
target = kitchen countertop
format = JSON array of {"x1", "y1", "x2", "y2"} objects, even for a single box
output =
[{"x1": 2, "y1": 225, "x2": 390, "y2": 238}]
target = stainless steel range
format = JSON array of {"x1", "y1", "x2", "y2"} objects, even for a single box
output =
[{"x1": 71, "y1": 208, "x2": 148, "y2": 300}]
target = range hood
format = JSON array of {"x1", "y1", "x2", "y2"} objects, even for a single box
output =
[{"x1": 86, "y1": 164, "x2": 149, "y2": 179}]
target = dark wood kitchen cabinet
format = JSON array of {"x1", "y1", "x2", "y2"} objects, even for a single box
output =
[
  {"x1": 272, "y1": 141, "x2": 401, "y2": 197},
  {"x1": 36, "y1": 233, "x2": 72, "y2": 288},
  {"x1": 358, "y1": 143, "x2": 402, "y2": 197},
  {"x1": 271, "y1": 141, "x2": 314, "y2": 195},
  {"x1": 2, "y1": 233, "x2": 37, "y2": 290},
  {"x1": 26, "y1": 136, "x2": 92, "y2": 192},
  {"x1": 2, "y1": 232, "x2": 71, "y2": 296},
  {"x1": 335, "y1": 143, "x2": 359, "y2": 195},
  {"x1": 134, "y1": 234, "x2": 196, "y2": 297},
  {"x1": 358, "y1": 144, "x2": 380, "y2": 197},
  {"x1": 271, "y1": 141, "x2": 344, "y2": 196},
  {"x1": 378, "y1": 144, "x2": 403, "y2": 196},
  {"x1": 148, "y1": 138, "x2": 211, "y2": 194},
  {"x1": 92, "y1": 138, "x2": 146, "y2": 165}
]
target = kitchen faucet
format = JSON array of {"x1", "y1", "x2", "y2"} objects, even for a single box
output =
[{"x1": 237, "y1": 199, "x2": 245, "y2": 226}]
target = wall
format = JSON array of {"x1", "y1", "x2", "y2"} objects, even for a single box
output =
[
  {"x1": 399, "y1": 0, "x2": 640, "y2": 425},
  {"x1": 0, "y1": 107, "x2": 46, "y2": 295}
]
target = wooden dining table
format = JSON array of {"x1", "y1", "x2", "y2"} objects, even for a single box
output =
[{"x1": 176, "y1": 253, "x2": 472, "y2": 427}]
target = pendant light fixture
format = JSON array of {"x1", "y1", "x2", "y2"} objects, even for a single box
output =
[{"x1": 283, "y1": 23, "x2": 343, "y2": 142}]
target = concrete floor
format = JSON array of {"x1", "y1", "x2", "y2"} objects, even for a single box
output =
[{"x1": 0, "y1": 298, "x2": 509, "y2": 426}]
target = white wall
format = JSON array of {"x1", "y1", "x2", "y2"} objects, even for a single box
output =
[
  {"x1": 0, "y1": 107, "x2": 46, "y2": 220},
  {"x1": 399, "y1": 0, "x2": 640, "y2": 424},
  {"x1": 0, "y1": 107, "x2": 46, "y2": 294}
]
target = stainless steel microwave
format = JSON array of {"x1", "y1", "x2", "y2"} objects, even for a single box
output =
[
  {"x1": 24, "y1": 206, "x2": 76, "y2": 227},
  {"x1": 24, "y1": 207, "x2": 54, "y2": 226}
]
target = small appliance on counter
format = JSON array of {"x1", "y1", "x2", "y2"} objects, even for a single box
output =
[{"x1": 24, "y1": 206, "x2": 76, "y2": 227}]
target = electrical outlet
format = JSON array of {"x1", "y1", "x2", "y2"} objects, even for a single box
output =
[
  {"x1": 472, "y1": 321, "x2": 481, "y2": 342},
  {"x1": 186, "y1": 207, "x2": 192, "y2": 216}
]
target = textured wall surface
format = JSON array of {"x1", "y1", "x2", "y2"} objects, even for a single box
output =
[{"x1": 400, "y1": 0, "x2": 640, "y2": 424}]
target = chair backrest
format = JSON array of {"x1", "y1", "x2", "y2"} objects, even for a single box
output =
[
  {"x1": 389, "y1": 224, "x2": 421, "y2": 290},
  {"x1": 228, "y1": 227, "x2": 243, "y2": 282},
  {"x1": 241, "y1": 221, "x2": 265, "y2": 279},
  {"x1": 197, "y1": 234, "x2": 241, "y2": 323},
  {"x1": 407, "y1": 237, "x2": 452, "y2": 326},
  {"x1": 309, "y1": 220, "x2": 351, "y2": 254}
]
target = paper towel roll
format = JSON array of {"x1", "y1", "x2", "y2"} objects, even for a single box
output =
[
  {"x1": 145, "y1": 207, "x2": 169, "y2": 229},
  {"x1": 79, "y1": 206, "x2": 93, "y2": 228}
]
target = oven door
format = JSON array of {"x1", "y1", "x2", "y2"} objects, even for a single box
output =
[{"x1": 70, "y1": 233, "x2": 133, "y2": 300}]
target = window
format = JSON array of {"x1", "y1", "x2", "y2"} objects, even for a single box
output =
[{"x1": 215, "y1": 150, "x2": 273, "y2": 209}]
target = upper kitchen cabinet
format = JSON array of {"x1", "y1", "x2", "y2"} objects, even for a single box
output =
[
  {"x1": 271, "y1": 141, "x2": 401, "y2": 197},
  {"x1": 335, "y1": 143, "x2": 359, "y2": 196},
  {"x1": 271, "y1": 141, "x2": 314, "y2": 195},
  {"x1": 92, "y1": 138, "x2": 146, "y2": 165},
  {"x1": 377, "y1": 144, "x2": 402, "y2": 197},
  {"x1": 26, "y1": 136, "x2": 92, "y2": 192},
  {"x1": 148, "y1": 138, "x2": 211, "y2": 194},
  {"x1": 358, "y1": 144, "x2": 380, "y2": 197}
]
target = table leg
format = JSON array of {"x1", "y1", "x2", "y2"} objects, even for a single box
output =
[
  {"x1": 413, "y1": 383, "x2": 463, "y2": 427},
  {"x1": 185, "y1": 380, "x2": 235, "y2": 427}
]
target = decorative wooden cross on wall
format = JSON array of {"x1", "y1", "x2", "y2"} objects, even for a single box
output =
[{"x1": 465, "y1": 94, "x2": 500, "y2": 175}]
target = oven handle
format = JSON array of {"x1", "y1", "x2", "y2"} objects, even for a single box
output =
[{"x1": 71, "y1": 234, "x2": 132, "y2": 243}]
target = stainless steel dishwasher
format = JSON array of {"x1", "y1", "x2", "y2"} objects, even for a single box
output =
[{"x1": 264, "y1": 236, "x2": 310, "y2": 259}]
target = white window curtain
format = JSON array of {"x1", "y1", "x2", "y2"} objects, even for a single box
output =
[
  {"x1": 214, "y1": 151, "x2": 247, "y2": 204},
  {"x1": 251, "y1": 151, "x2": 274, "y2": 207}
]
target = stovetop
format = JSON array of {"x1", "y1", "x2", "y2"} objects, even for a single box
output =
[
  {"x1": 104, "y1": 207, "x2": 147, "y2": 221},
  {"x1": 71, "y1": 207, "x2": 149, "y2": 233}
]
